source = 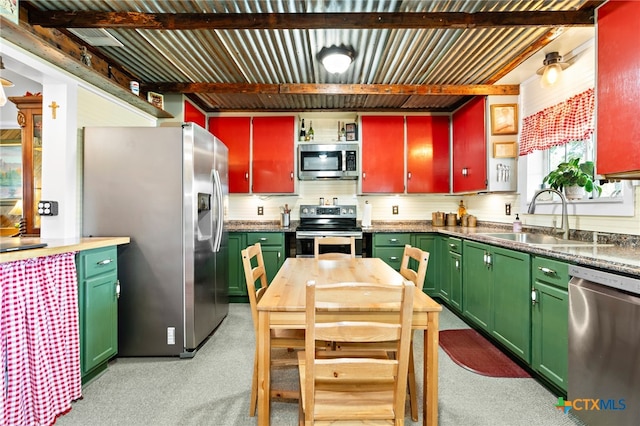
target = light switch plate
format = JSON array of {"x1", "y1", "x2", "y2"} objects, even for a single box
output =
[
  {"x1": 392, "y1": 205, "x2": 399, "y2": 215},
  {"x1": 257, "y1": 206, "x2": 264, "y2": 215}
]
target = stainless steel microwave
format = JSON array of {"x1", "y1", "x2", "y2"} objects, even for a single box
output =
[{"x1": 298, "y1": 143, "x2": 359, "y2": 180}]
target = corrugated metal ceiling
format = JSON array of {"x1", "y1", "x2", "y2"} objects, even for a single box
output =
[{"x1": 25, "y1": 0, "x2": 592, "y2": 112}]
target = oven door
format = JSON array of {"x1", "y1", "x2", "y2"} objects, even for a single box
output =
[{"x1": 296, "y1": 232, "x2": 363, "y2": 258}]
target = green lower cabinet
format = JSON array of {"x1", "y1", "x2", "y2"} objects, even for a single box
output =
[
  {"x1": 247, "y1": 232, "x2": 285, "y2": 283},
  {"x1": 462, "y1": 241, "x2": 492, "y2": 331},
  {"x1": 76, "y1": 246, "x2": 119, "y2": 383},
  {"x1": 373, "y1": 233, "x2": 411, "y2": 271},
  {"x1": 411, "y1": 233, "x2": 438, "y2": 295},
  {"x1": 228, "y1": 232, "x2": 248, "y2": 297},
  {"x1": 532, "y1": 256, "x2": 569, "y2": 392},
  {"x1": 490, "y1": 246, "x2": 531, "y2": 363},
  {"x1": 462, "y1": 240, "x2": 531, "y2": 363},
  {"x1": 440, "y1": 237, "x2": 462, "y2": 313}
]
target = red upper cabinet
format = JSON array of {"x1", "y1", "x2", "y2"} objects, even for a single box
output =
[
  {"x1": 209, "y1": 116, "x2": 251, "y2": 193},
  {"x1": 452, "y1": 97, "x2": 487, "y2": 193},
  {"x1": 184, "y1": 100, "x2": 206, "y2": 129},
  {"x1": 361, "y1": 116, "x2": 405, "y2": 193},
  {"x1": 596, "y1": 1, "x2": 640, "y2": 178},
  {"x1": 252, "y1": 116, "x2": 295, "y2": 193},
  {"x1": 406, "y1": 116, "x2": 450, "y2": 193}
]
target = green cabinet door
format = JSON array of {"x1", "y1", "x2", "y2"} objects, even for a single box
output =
[
  {"x1": 77, "y1": 246, "x2": 118, "y2": 382},
  {"x1": 462, "y1": 241, "x2": 492, "y2": 331},
  {"x1": 247, "y1": 232, "x2": 285, "y2": 283},
  {"x1": 411, "y1": 233, "x2": 438, "y2": 294},
  {"x1": 491, "y1": 246, "x2": 531, "y2": 363},
  {"x1": 228, "y1": 232, "x2": 248, "y2": 296},
  {"x1": 463, "y1": 240, "x2": 531, "y2": 362},
  {"x1": 441, "y1": 236, "x2": 462, "y2": 305},
  {"x1": 532, "y1": 256, "x2": 569, "y2": 392},
  {"x1": 449, "y1": 250, "x2": 463, "y2": 313}
]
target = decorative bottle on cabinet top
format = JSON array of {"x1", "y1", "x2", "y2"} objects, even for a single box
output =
[
  {"x1": 299, "y1": 119, "x2": 306, "y2": 141},
  {"x1": 307, "y1": 121, "x2": 314, "y2": 141}
]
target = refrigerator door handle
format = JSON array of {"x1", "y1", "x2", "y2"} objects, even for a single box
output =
[{"x1": 212, "y1": 168, "x2": 224, "y2": 252}]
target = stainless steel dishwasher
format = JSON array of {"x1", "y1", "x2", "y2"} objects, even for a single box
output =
[{"x1": 568, "y1": 265, "x2": 640, "y2": 425}]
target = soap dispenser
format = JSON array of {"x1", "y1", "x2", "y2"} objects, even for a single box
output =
[{"x1": 513, "y1": 214, "x2": 522, "y2": 232}]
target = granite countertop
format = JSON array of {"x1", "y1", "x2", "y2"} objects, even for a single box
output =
[
  {"x1": 0, "y1": 236, "x2": 130, "y2": 263},
  {"x1": 226, "y1": 220, "x2": 640, "y2": 278}
]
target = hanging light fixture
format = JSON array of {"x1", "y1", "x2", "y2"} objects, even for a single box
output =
[
  {"x1": 536, "y1": 52, "x2": 570, "y2": 88},
  {"x1": 318, "y1": 45, "x2": 355, "y2": 74},
  {"x1": 0, "y1": 56, "x2": 15, "y2": 107}
]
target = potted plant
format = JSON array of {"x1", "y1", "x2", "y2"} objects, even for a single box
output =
[{"x1": 542, "y1": 158, "x2": 602, "y2": 200}]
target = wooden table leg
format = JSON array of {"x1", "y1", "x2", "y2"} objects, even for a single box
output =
[
  {"x1": 424, "y1": 312, "x2": 439, "y2": 426},
  {"x1": 257, "y1": 310, "x2": 271, "y2": 426}
]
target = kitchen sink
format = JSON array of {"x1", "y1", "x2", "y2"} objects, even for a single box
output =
[{"x1": 479, "y1": 233, "x2": 597, "y2": 247}]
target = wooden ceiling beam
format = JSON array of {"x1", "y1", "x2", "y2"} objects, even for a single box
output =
[
  {"x1": 151, "y1": 82, "x2": 519, "y2": 96},
  {"x1": 28, "y1": 11, "x2": 594, "y2": 30}
]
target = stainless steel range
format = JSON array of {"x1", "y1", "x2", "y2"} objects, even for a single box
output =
[{"x1": 295, "y1": 204, "x2": 363, "y2": 257}]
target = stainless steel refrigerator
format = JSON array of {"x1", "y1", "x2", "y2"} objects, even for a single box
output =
[{"x1": 82, "y1": 123, "x2": 229, "y2": 357}]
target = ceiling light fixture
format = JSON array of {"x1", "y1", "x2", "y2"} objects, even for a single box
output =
[
  {"x1": 0, "y1": 56, "x2": 15, "y2": 107},
  {"x1": 318, "y1": 45, "x2": 355, "y2": 74},
  {"x1": 536, "y1": 52, "x2": 570, "y2": 88}
]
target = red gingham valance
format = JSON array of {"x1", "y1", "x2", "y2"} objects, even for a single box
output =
[{"x1": 519, "y1": 88, "x2": 595, "y2": 156}]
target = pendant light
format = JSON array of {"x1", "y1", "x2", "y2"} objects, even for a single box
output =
[
  {"x1": 318, "y1": 45, "x2": 355, "y2": 74},
  {"x1": 536, "y1": 52, "x2": 570, "y2": 88},
  {"x1": 0, "y1": 56, "x2": 15, "y2": 107}
]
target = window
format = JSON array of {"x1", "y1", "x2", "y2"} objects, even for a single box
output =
[{"x1": 546, "y1": 136, "x2": 623, "y2": 199}]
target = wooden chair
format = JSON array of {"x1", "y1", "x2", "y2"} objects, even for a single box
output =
[
  {"x1": 313, "y1": 236, "x2": 356, "y2": 259},
  {"x1": 298, "y1": 280, "x2": 415, "y2": 425},
  {"x1": 242, "y1": 242, "x2": 305, "y2": 417},
  {"x1": 333, "y1": 244, "x2": 428, "y2": 421},
  {"x1": 399, "y1": 244, "x2": 430, "y2": 421}
]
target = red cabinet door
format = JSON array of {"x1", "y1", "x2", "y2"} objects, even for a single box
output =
[
  {"x1": 452, "y1": 97, "x2": 487, "y2": 193},
  {"x1": 361, "y1": 116, "x2": 405, "y2": 193},
  {"x1": 406, "y1": 115, "x2": 450, "y2": 193},
  {"x1": 252, "y1": 116, "x2": 295, "y2": 193},
  {"x1": 596, "y1": 1, "x2": 640, "y2": 177},
  {"x1": 184, "y1": 100, "x2": 206, "y2": 129},
  {"x1": 209, "y1": 116, "x2": 251, "y2": 193}
]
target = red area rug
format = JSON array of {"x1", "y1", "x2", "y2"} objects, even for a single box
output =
[{"x1": 439, "y1": 329, "x2": 531, "y2": 378}]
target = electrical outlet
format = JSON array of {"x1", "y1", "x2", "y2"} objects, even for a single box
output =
[
  {"x1": 505, "y1": 203, "x2": 511, "y2": 215},
  {"x1": 167, "y1": 327, "x2": 175, "y2": 345},
  {"x1": 392, "y1": 205, "x2": 399, "y2": 215},
  {"x1": 257, "y1": 206, "x2": 264, "y2": 215}
]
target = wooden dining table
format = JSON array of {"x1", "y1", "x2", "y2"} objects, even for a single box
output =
[{"x1": 256, "y1": 257, "x2": 442, "y2": 425}]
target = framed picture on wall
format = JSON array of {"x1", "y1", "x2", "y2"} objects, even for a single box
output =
[
  {"x1": 147, "y1": 92, "x2": 164, "y2": 110},
  {"x1": 345, "y1": 123, "x2": 357, "y2": 141},
  {"x1": 490, "y1": 104, "x2": 518, "y2": 135},
  {"x1": 493, "y1": 141, "x2": 517, "y2": 158}
]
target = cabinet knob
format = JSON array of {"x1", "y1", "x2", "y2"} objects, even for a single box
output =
[
  {"x1": 97, "y1": 258, "x2": 113, "y2": 266},
  {"x1": 115, "y1": 279, "x2": 121, "y2": 299},
  {"x1": 389, "y1": 256, "x2": 398, "y2": 261},
  {"x1": 407, "y1": 172, "x2": 412, "y2": 179},
  {"x1": 531, "y1": 288, "x2": 538, "y2": 305},
  {"x1": 245, "y1": 172, "x2": 249, "y2": 180}
]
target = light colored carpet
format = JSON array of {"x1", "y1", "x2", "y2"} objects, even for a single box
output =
[{"x1": 56, "y1": 304, "x2": 584, "y2": 425}]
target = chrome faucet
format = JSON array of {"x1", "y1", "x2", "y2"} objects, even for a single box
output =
[{"x1": 527, "y1": 188, "x2": 569, "y2": 240}]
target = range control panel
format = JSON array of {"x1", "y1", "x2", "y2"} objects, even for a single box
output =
[{"x1": 299, "y1": 205, "x2": 356, "y2": 219}]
